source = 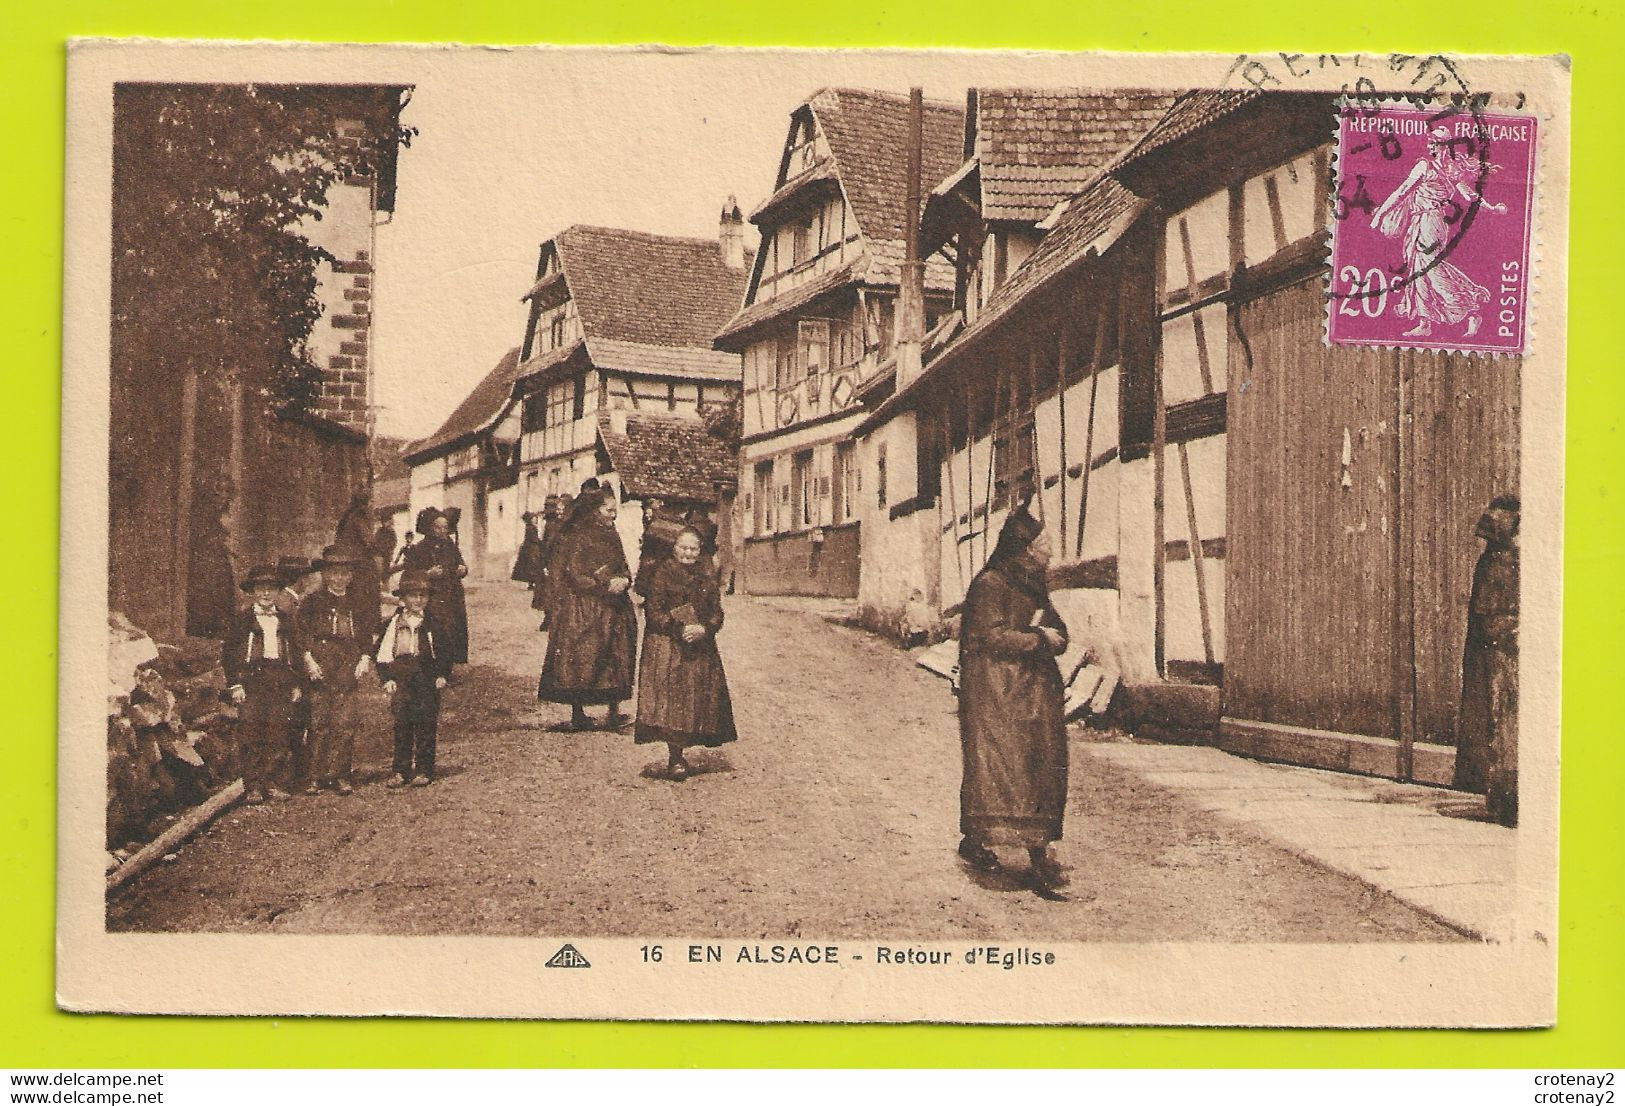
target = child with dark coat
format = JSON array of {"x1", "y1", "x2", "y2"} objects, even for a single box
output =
[
  {"x1": 223, "y1": 564, "x2": 307, "y2": 804},
  {"x1": 372, "y1": 569, "x2": 451, "y2": 788}
]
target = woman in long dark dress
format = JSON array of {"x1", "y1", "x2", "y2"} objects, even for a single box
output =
[
  {"x1": 402, "y1": 508, "x2": 470, "y2": 666},
  {"x1": 536, "y1": 488, "x2": 638, "y2": 730},
  {"x1": 956, "y1": 502, "x2": 1072, "y2": 899},
  {"x1": 512, "y1": 512, "x2": 545, "y2": 587},
  {"x1": 635, "y1": 527, "x2": 736, "y2": 780}
]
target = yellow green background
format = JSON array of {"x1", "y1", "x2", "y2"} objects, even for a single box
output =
[{"x1": 4, "y1": 0, "x2": 1621, "y2": 1068}]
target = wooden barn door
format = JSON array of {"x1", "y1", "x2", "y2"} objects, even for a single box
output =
[{"x1": 1224, "y1": 276, "x2": 1402, "y2": 742}]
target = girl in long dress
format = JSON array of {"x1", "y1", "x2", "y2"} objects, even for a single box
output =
[
  {"x1": 402, "y1": 508, "x2": 470, "y2": 667},
  {"x1": 956, "y1": 503, "x2": 1073, "y2": 899},
  {"x1": 634, "y1": 527, "x2": 736, "y2": 780},
  {"x1": 1369, "y1": 125, "x2": 1507, "y2": 339},
  {"x1": 536, "y1": 488, "x2": 638, "y2": 730}
]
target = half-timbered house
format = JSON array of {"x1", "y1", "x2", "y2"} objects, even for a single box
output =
[
  {"x1": 402, "y1": 347, "x2": 527, "y2": 579},
  {"x1": 512, "y1": 219, "x2": 748, "y2": 562},
  {"x1": 713, "y1": 88, "x2": 964, "y2": 598},
  {"x1": 859, "y1": 89, "x2": 1520, "y2": 787}
]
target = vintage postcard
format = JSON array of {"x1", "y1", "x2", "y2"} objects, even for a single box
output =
[{"x1": 59, "y1": 42, "x2": 1569, "y2": 1024}]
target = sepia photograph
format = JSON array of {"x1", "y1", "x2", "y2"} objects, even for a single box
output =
[{"x1": 58, "y1": 43, "x2": 1568, "y2": 1024}]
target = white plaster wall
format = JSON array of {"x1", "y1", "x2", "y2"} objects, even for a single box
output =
[{"x1": 1115, "y1": 456, "x2": 1158, "y2": 682}]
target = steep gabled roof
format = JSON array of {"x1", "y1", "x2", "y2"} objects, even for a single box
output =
[
  {"x1": 972, "y1": 89, "x2": 1178, "y2": 222},
  {"x1": 553, "y1": 225, "x2": 752, "y2": 349},
  {"x1": 597, "y1": 412, "x2": 736, "y2": 504},
  {"x1": 1109, "y1": 89, "x2": 1260, "y2": 172},
  {"x1": 808, "y1": 87, "x2": 966, "y2": 249},
  {"x1": 403, "y1": 347, "x2": 524, "y2": 464}
]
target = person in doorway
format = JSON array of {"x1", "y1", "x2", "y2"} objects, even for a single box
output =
[
  {"x1": 1454, "y1": 494, "x2": 1520, "y2": 826},
  {"x1": 372, "y1": 569, "x2": 451, "y2": 788},
  {"x1": 402, "y1": 507, "x2": 469, "y2": 669},
  {"x1": 634, "y1": 526, "x2": 736, "y2": 780},
  {"x1": 223, "y1": 564, "x2": 306, "y2": 804},
  {"x1": 536, "y1": 486, "x2": 637, "y2": 731},
  {"x1": 955, "y1": 500, "x2": 1073, "y2": 899},
  {"x1": 296, "y1": 543, "x2": 377, "y2": 795}
]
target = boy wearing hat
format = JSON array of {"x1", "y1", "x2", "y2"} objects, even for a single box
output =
[
  {"x1": 372, "y1": 569, "x2": 451, "y2": 787},
  {"x1": 223, "y1": 564, "x2": 307, "y2": 804},
  {"x1": 297, "y1": 543, "x2": 378, "y2": 795}
]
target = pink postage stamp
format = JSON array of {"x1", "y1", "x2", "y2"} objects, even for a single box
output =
[{"x1": 1329, "y1": 102, "x2": 1537, "y2": 354}]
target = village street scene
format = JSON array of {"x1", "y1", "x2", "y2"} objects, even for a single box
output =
[{"x1": 102, "y1": 63, "x2": 1525, "y2": 945}]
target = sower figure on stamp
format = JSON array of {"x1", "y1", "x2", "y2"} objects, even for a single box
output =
[
  {"x1": 297, "y1": 543, "x2": 378, "y2": 796},
  {"x1": 1453, "y1": 495, "x2": 1520, "y2": 827},
  {"x1": 1369, "y1": 125, "x2": 1506, "y2": 340},
  {"x1": 956, "y1": 500, "x2": 1074, "y2": 900},
  {"x1": 373, "y1": 569, "x2": 450, "y2": 788},
  {"x1": 223, "y1": 564, "x2": 307, "y2": 805}
]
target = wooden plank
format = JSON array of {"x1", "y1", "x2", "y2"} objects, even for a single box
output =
[
  {"x1": 107, "y1": 780, "x2": 244, "y2": 894},
  {"x1": 1089, "y1": 671, "x2": 1119, "y2": 715},
  {"x1": 1073, "y1": 283, "x2": 1111, "y2": 558},
  {"x1": 1177, "y1": 439, "x2": 1215, "y2": 666}
]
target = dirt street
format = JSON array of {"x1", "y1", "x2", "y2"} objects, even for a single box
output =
[{"x1": 110, "y1": 581, "x2": 1461, "y2": 942}]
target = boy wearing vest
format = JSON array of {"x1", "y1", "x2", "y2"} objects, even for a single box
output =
[
  {"x1": 373, "y1": 569, "x2": 450, "y2": 787},
  {"x1": 223, "y1": 564, "x2": 306, "y2": 804}
]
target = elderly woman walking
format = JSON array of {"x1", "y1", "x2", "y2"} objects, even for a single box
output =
[
  {"x1": 956, "y1": 501, "x2": 1073, "y2": 900},
  {"x1": 536, "y1": 487, "x2": 638, "y2": 731},
  {"x1": 634, "y1": 526, "x2": 736, "y2": 780}
]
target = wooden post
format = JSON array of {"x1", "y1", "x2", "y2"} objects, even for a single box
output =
[
  {"x1": 1027, "y1": 344, "x2": 1043, "y2": 520},
  {"x1": 1056, "y1": 326, "x2": 1069, "y2": 554},
  {"x1": 172, "y1": 369, "x2": 198, "y2": 637},
  {"x1": 983, "y1": 358, "x2": 1002, "y2": 563},
  {"x1": 940, "y1": 399, "x2": 966, "y2": 596},
  {"x1": 963, "y1": 376, "x2": 978, "y2": 575},
  {"x1": 1178, "y1": 440, "x2": 1215, "y2": 665},
  {"x1": 1075, "y1": 287, "x2": 1112, "y2": 558},
  {"x1": 1394, "y1": 356, "x2": 1417, "y2": 780}
]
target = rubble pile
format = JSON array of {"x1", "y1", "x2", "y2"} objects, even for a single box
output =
[{"x1": 106, "y1": 613, "x2": 238, "y2": 864}]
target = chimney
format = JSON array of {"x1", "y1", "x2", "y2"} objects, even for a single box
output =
[
  {"x1": 895, "y1": 88, "x2": 927, "y2": 390},
  {"x1": 719, "y1": 195, "x2": 745, "y2": 270}
]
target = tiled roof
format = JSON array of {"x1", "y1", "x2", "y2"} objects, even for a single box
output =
[
  {"x1": 716, "y1": 89, "x2": 964, "y2": 343},
  {"x1": 715, "y1": 258, "x2": 863, "y2": 346},
  {"x1": 973, "y1": 90, "x2": 1177, "y2": 222},
  {"x1": 586, "y1": 338, "x2": 741, "y2": 380},
  {"x1": 1109, "y1": 89, "x2": 1260, "y2": 171},
  {"x1": 809, "y1": 87, "x2": 966, "y2": 247},
  {"x1": 404, "y1": 347, "x2": 525, "y2": 464},
  {"x1": 554, "y1": 225, "x2": 752, "y2": 349},
  {"x1": 862, "y1": 175, "x2": 1147, "y2": 430},
  {"x1": 979, "y1": 176, "x2": 1143, "y2": 325},
  {"x1": 598, "y1": 412, "x2": 736, "y2": 504}
]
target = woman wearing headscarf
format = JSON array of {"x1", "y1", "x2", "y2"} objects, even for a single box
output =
[
  {"x1": 536, "y1": 487, "x2": 638, "y2": 730},
  {"x1": 956, "y1": 500, "x2": 1073, "y2": 899},
  {"x1": 634, "y1": 526, "x2": 736, "y2": 780},
  {"x1": 512, "y1": 511, "x2": 545, "y2": 588},
  {"x1": 402, "y1": 507, "x2": 470, "y2": 667}
]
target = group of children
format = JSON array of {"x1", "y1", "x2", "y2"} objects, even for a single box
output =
[{"x1": 223, "y1": 543, "x2": 454, "y2": 804}]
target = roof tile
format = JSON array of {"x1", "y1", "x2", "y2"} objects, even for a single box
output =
[{"x1": 598, "y1": 411, "x2": 736, "y2": 503}]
